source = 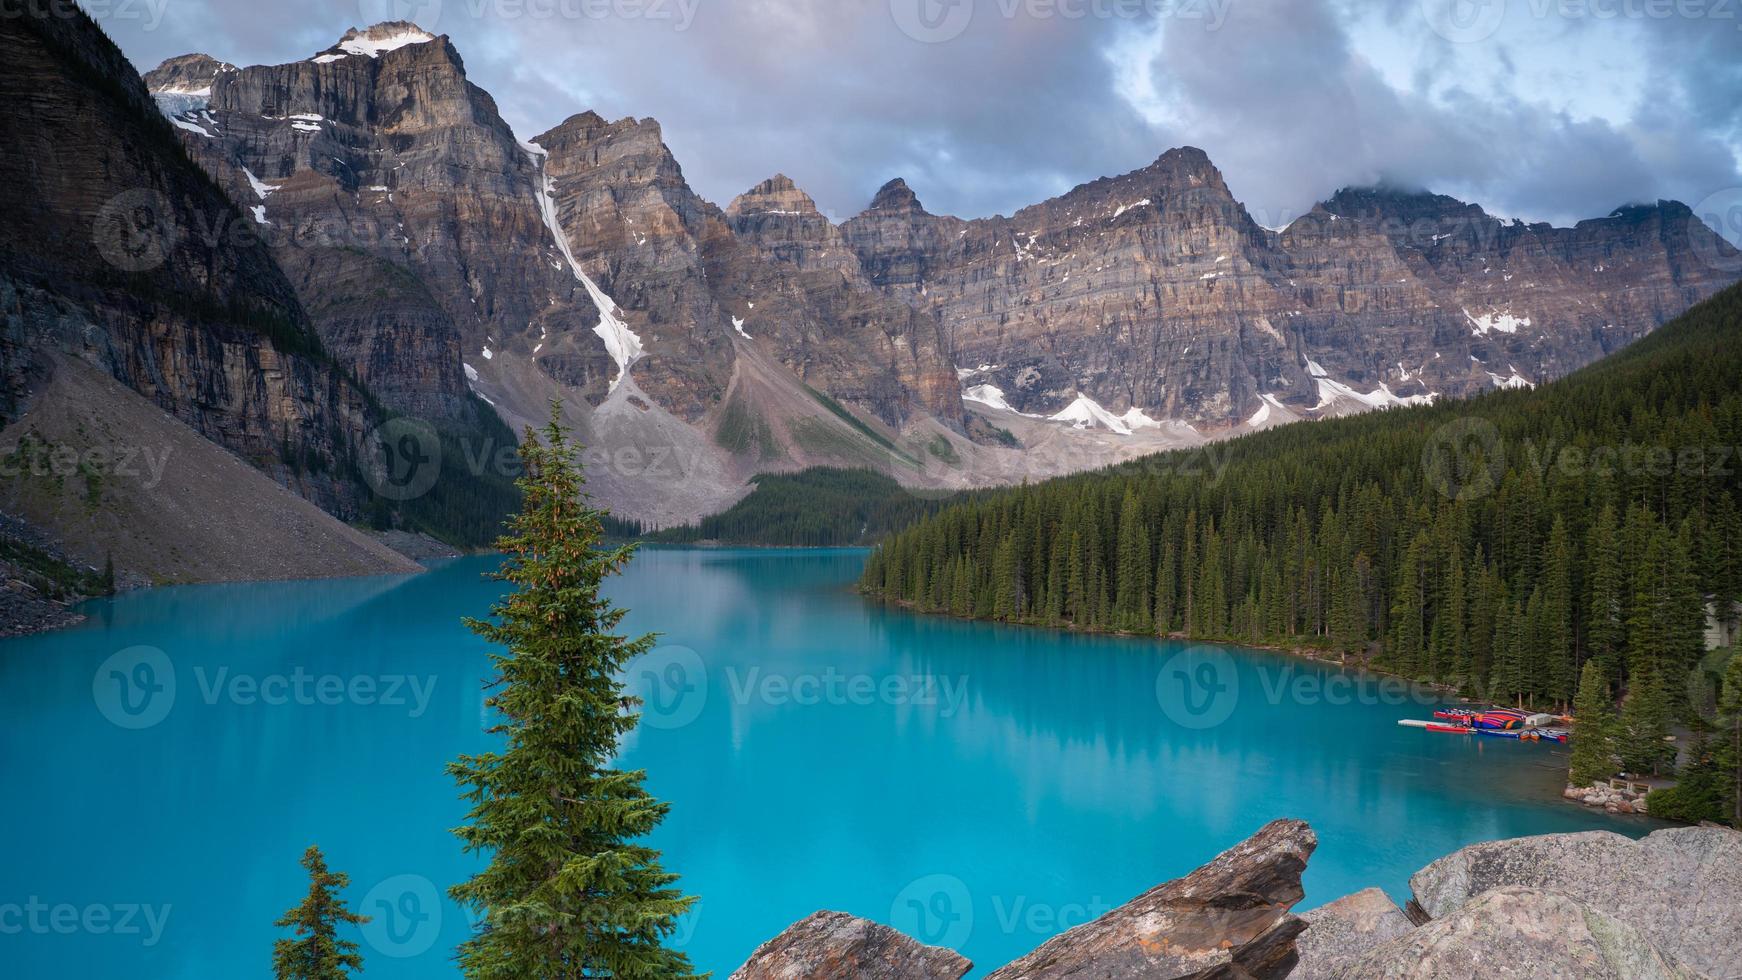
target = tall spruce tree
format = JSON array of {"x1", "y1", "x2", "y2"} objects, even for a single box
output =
[
  {"x1": 1618, "y1": 667, "x2": 1676, "y2": 777},
  {"x1": 1569, "y1": 660, "x2": 1618, "y2": 787},
  {"x1": 273, "y1": 846, "x2": 368, "y2": 980},
  {"x1": 448, "y1": 413, "x2": 699, "y2": 979}
]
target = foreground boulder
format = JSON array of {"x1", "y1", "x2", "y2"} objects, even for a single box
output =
[
  {"x1": 1347, "y1": 886, "x2": 1700, "y2": 979},
  {"x1": 985, "y1": 818, "x2": 1316, "y2": 979},
  {"x1": 728, "y1": 910, "x2": 971, "y2": 980},
  {"x1": 1408, "y1": 826, "x2": 1742, "y2": 979},
  {"x1": 1291, "y1": 887, "x2": 1415, "y2": 980}
]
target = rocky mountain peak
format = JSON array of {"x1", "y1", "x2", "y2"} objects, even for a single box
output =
[
  {"x1": 536, "y1": 110, "x2": 666, "y2": 158},
  {"x1": 325, "y1": 22, "x2": 437, "y2": 58},
  {"x1": 864, "y1": 177, "x2": 928, "y2": 216},
  {"x1": 142, "y1": 52, "x2": 232, "y2": 93},
  {"x1": 725, "y1": 174, "x2": 823, "y2": 218},
  {"x1": 1605, "y1": 199, "x2": 1690, "y2": 223},
  {"x1": 1320, "y1": 184, "x2": 1489, "y2": 227},
  {"x1": 313, "y1": 21, "x2": 445, "y2": 65},
  {"x1": 1139, "y1": 144, "x2": 1228, "y2": 191}
]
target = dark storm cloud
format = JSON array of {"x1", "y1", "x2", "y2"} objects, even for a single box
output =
[{"x1": 92, "y1": 0, "x2": 1741, "y2": 231}]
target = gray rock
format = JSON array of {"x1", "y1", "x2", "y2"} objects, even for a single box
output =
[
  {"x1": 1292, "y1": 887, "x2": 1415, "y2": 980},
  {"x1": 728, "y1": 910, "x2": 971, "y2": 980},
  {"x1": 985, "y1": 818, "x2": 1316, "y2": 979},
  {"x1": 1409, "y1": 826, "x2": 1742, "y2": 979},
  {"x1": 1347, "y1": 886, "x2": 1701, "y2": 979}
]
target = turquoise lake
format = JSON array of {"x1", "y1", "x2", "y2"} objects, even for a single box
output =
[{"x1": 0, "y1": 547, "x2": 1653, "y2": 977}]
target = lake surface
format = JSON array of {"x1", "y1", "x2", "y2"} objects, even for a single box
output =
[{"x1": 0, "y1": 548, "x2": 1652, "y2": 977}]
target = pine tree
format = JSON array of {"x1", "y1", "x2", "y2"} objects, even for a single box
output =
[
  {"x1": 1618, "y1": 667, "x2": 1675, "y2": 777},
  {"x1": 448, "y1": 412, "x2": 699, "y2": 979},
  {"x1": 1568, "y1": 660, "x2": 1617, "y2": 787},
  {"x1": 1586, "y1": 504, "x2": 1625, "y2": 677},
  {"x1": 1541, "y1": 517, "x2": 1576, "y2": 708},
  {"x1": 1488, "y1": 600, "x2": 1525, "y2": 708},
  {"x1": 273, "y1": 846, "x2": 367, "y2": 980}
]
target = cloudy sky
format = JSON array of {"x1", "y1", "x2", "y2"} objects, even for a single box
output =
[{"x1": 99, "y1": 0, "x2": 1741, "y2": 233}]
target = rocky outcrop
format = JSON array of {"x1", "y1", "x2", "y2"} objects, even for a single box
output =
[
  {"x1": 986, "y1": 818, "x2": 1315, "y2": 979},
  {"x1": 728, "y1": 822, "x2": 1741, "y2": 980},
  {"x1": 1406, "y1": 826, "x2": 1742, "y2": 979},
  {"x1": 729, "y1": 911, "x2": 971, "y2": 980},
  {"x1": 1565, "y1": 780, "x2": 1652, "y2": 814},
  {"x1": 1347, "y1": 886, "x2": 1700, "y2": 979},
  {"x1": 1291, "y1": 887, "x2": 1415, "y2": 980}
]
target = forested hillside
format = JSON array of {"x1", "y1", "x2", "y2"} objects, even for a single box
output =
[
  {"x1": 650, "y1": 468, "x2": 957, "y2": 547},
  {"x1": 864, "y1": 284, "x2": 1742, "y2": 720}
]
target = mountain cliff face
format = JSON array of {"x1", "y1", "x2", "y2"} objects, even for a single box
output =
[
  {"x1": 0, "y1": 7, "x2": 377, "y2": 516},
  {"x1": 844, "y1": 151, "x2": 1739, "y2": 425},
  {"x1": 144, "y1": 23, "x2": 580, "y2": 426},
  {"x1": 529, "y1": 113, "x2": 962, "y2": 429}
]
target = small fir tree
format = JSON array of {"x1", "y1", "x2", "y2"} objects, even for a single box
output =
[{"x1": 272, "y1": 846, "x2": 368, "y2": 980}]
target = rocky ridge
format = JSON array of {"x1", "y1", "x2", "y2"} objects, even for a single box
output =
[{"x1": 843, "y1": 156, "x2": 1739, "y2": 426}]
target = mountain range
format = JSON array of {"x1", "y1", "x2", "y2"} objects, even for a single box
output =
[{"x1": 1, "y1": 11, "x2": 1737, "y2": 584}]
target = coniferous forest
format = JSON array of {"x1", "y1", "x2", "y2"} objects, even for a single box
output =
[{"x1": 864, "y1": 285, "x2": 1742, "y2": 730}]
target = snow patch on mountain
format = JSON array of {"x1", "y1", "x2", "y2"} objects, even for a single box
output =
[
  {"x1": 524, "y1": 140, "x2": 643, "y2": 391},
  {"x1": 1119, "y1": 406, "x2": 1164, "y2": 430},
  {"x1": 1464, "y1": 308, "x2": 1531, "y2": 336},
  {"x1": 1488, "y1": 367, "x2": 1535, "y2": 389},
  {"x1": 963, "y1": 384, "x2": 1018, "y2": 413},
  {"x1": 1051, "y1": 394, "x2": 1134, "y2": 434},
  {"x1": 1312, "y1": 374, "x2": 1436, "y2": 411},
  {"x1": 241, "y1": 168, "x2": 280, "y2": 200},
  {"x1": 168, "y1": 115, "x2": 213, "y2": 137},
  {"x1": 332, "y1": 25, "x2": 435, "y2": 59}
]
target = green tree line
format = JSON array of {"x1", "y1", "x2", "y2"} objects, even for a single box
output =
[{"x1": 649, "y1": 467, "x2": 958, "y2": 547}]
